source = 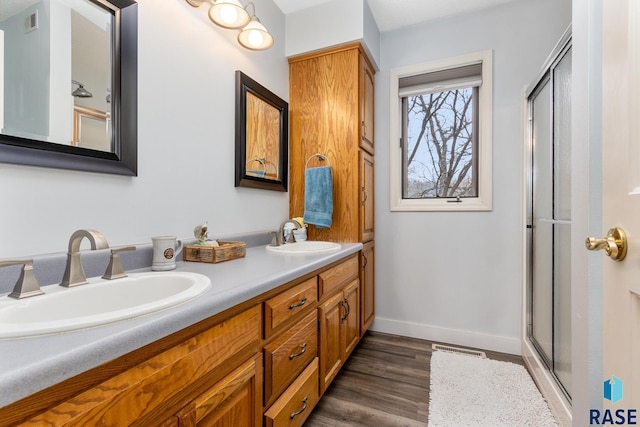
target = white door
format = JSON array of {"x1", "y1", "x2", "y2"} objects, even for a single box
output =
[{"x1": 595, "y1": 0, "x2": 640, "y2": 410}]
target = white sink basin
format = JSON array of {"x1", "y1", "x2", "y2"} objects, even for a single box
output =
[
  {"x1": 0, "y1": 272, "x2": 211, "y2": 339},
  {"x1": 266, "y1": 240, "x2": 341, "y2": 254}
]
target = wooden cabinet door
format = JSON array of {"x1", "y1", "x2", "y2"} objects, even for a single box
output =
[
  {"x1": 360, "y1": 54, "x2": 375, "y2": 155},
  {"x1": 360, "y1": 241, "x2": 375, "y2": 335},
  {"x1": 175, "y1": 355, "x2": 262, "y2": 427},
  {"x1": 318, "y1": 292, "x2": 344, "y2": 393},
  {"x1": 342, "y1": 279, "x2": 360, "y2": 359},
  {"x1": 360, "y1": 150, "x2": 375, "y2": 242}
]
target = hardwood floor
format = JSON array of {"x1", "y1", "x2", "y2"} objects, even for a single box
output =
[{"x1": 304, "y1": 331, "x2": 524, "y2": 426}]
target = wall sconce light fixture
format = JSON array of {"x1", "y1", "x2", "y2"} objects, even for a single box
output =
[{"x1": 185, "y1": 0, "x2": 273, "y2": 50}]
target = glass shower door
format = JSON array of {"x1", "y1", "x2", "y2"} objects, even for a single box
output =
[{"x1": 527, "y1": 43, "x2": 572, "y2": 399}]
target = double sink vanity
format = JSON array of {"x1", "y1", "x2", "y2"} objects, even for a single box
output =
[{"x1": 0, "y1": 232, "x2": 367, "y2": 426}]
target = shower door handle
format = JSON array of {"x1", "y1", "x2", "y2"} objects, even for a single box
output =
[{"x1": 585, "y1": 227, "x2": 628, "y2": 261}]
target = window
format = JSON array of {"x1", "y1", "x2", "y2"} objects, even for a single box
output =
[{"x1": 390, "y1": 51, "x2": 492, "y2": 211}]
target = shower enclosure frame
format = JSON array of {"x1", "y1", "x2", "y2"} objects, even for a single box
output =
[{"x1": 522, "y1": 26, "x2": 573, "y2": 425}]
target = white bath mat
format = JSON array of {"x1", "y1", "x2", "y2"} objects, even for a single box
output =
[{"x1": 428, "y1": 350, "x2": 557, "y2": 426}]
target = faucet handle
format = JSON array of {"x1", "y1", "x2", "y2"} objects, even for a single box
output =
[
  {"x1": 0, "y1": 259, "x2": 44, "y2": 299},
  {"x1": 269, "y1": 231, "x2": 280, "y2": 247},
  {"x1": 286, "y1": 230, "x2": 297, "y2": 244},
  {"x1": 102, "y1": 246, "x2": 136, "y2": 280}
]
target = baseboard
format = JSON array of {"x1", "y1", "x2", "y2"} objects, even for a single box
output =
[
  {"x1": 521, "y1": 338, "x2": 572, "y2": 427},
  {"x1": 371, "y1": 316, "x2": 521, "y2": 355}
]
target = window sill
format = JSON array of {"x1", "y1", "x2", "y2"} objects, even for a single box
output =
[{"x1": 390, "y1": 196, "x2": 492, "y2": 212}]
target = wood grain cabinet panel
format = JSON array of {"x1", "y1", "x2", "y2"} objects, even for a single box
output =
[
  {"x1": 263, "y1": 310, "x2": 318, "y2": 406},
  {"x1": 318, "y1": 254, "x2": 359, "y2": 298},
  {"x1": 264, "y1": 358, "x2": 319, "y2": 427},
  {"x1": 360, "y1": 54, "x2": 375, "y2": 155},
  {"x1": 360, "y1": 241, "x2": 375, "y2": 335},
  {"x1": 318, "y1": 279, "x2": 360, "y2": 394},
  {"x1": 174, "y1": 354, "x2": 262, "y2": 427},
  {"x1": 318, "y1": 291, "x2": 344, "y2": 393},
  {"x1": 264, "y1": 277, "x2": 317, "y2": 338},
  {"x1": 342, "y1": 279, "x2": 360, "y2": 359},
  {"x1": 360, "y1": 150, "x2": 374, "y2": 242},
  {"x1": 23, "y1": 306, "x2": 261, "y2": 426}
]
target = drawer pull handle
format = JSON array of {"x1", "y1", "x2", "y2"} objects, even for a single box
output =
[
  {"x1": 290, "y1": 396, "x2": 308, "y2": 419},
  {"x1": 289, "y1": 297, "x2": 307, "y2": 310},
  {"x1": 289, "y1": 342, "x2": 308, "y2": 360},
  {"x1": 341, "y1": 300, "x2": 348, "y2": 322}
]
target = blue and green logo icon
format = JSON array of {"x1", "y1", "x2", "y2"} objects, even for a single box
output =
[
  {"x1": 604, "y1": 376, "x2": 623, "y2": 404},
  {"x1": 590, "y1": 376, "x2": 637, "y2": 425}
]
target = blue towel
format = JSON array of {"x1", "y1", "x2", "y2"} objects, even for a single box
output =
[{"x1": 303, "y1": 166, "x2": 333, "y2": 228}]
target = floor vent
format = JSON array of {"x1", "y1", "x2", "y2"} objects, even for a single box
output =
[{"x1": 432, "y1": 343, "x2": 487, "y2": 358}]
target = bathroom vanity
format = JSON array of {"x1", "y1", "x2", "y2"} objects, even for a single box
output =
[{"x1": 0, "y1": 242, "x2": 364, "y2": 426}]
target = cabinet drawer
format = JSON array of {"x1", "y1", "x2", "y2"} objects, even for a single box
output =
[
  {"x1": 264, "y1": 277, "x2": 317, "y2": 337},
  {"x1": 264, "y1": 358, "x2": 319, "y2": 427},
  {"x1": 25, "y1": 306, "x2": 261, "y2": 426},
  {"x1": 319, "y1": 255, "x2": 359, "y2": 298},
  {"x1": 264, "y1": 310, "x2": 318, "y2": 406},
  {"x1": 174, "y1": 355, "x2": 262, "y2": 427}
]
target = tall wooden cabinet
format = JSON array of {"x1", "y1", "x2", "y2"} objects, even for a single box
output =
[
  {"x1": 289, "y1": 43, "x2": 375, "y2": 243},
  {"x1": 289, "y1": 42, "x2": 376, "y2": 341}
]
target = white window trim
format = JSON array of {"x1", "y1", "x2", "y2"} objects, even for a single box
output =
[{"x1": 389, "y1": 50, "x2": 493, "y2": 212}]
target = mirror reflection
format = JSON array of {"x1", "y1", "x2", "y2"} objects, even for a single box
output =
[
  {"x1": 235, "y1": 70, "x2": 288, "y2": 192},
  {"x1": 245, "y1": 92, "x2": 280, "y2": 180},
  {"x1": 0, "y1": 0, "x2": 112, "y2": 152}
]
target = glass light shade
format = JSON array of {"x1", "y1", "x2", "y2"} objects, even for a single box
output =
[
  {"x1": 208, "y1": 0, "x2": 250, "y2": 29},
  {"x1": 238, "y1": 17, "x2": 273, "y2": 50},
  {"x1": 185, "y1": 0, "x2": 208, "y2": 7}
]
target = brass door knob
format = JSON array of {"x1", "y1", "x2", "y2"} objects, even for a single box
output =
[{"x1": 585, "y1": 227, "x2": 628, "y2": 261}]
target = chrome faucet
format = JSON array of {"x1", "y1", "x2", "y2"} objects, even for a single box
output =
[
  {"x1": 60, "y1": 229, "x2": 109, "y2": 287},
  {"x1": 0, "y1": 259, "x2": 43, "y2": 299},
  {"x1": 271, "y1": 219, "x2": 303, "y2": 246}
]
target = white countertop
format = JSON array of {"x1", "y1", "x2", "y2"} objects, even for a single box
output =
[{"x1": 0, "y1": 242, "x2": 362, "y2": 408}]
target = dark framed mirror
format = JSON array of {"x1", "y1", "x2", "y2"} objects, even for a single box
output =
[
  {"x1": 0, "y1": 0, "x2": 137, "y2": 176},
  {"x1": 235, "y1": 71, "x2": 288, "y2": 191}
]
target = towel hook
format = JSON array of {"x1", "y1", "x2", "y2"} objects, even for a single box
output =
[{"x1": 305, "y1": 153, "x2": 331, "y2": 169}]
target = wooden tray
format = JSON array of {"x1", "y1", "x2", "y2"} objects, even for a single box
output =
[{"x1": 183, "y1": 241, "x2": 246, "y2": 264}]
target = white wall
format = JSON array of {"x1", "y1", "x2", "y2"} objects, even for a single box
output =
[
  {"x1": 372, "y1": 0, "x2": 572, "y2": 354},
  {"x1": 285, "y1": 0, "x2": 380, "y2": 68},
  {"x1": 0, "y1": 0, "x2": 289, "y2": 258}
]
